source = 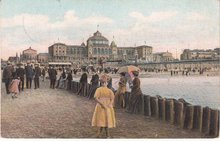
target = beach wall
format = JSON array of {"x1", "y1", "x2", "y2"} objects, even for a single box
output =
[{"x1": 70, "y1": 81, "x2": 219, "y2": 138}]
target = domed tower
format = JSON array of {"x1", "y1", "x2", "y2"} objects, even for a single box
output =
[
  {"x1": 86, "y1": 30, "x2": 110, "y2": 61},
  {"x1": 110, "y1": 40, "x2": 118, "y2": 60}
]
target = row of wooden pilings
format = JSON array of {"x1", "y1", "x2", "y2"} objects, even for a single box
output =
[{"x1": 70, "y1": 81, "x2": 219, "y2": 138}]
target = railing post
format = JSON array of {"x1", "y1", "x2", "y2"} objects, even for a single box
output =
[
  {"x1": 202, "y1": 107, "x2": 211, "y2": 136},
  {"x1": 124, "y1": 92, "x2": 130, "y2": 109},
  {"x1": 150, "y1": 96, "x2": 159, "y2": 118},
  {"x1": 174, "y1": 99, "x2": 184, "y2": 126},
  {"x1": 193, "y1": 105, "x2": 203, "y2": 132},
  {"x1": 183, "y1": 104, "x2": 194, "y2": 130},
  {"x1": 144, "y1": 95, "x2": 151, "y2": 116},
  {"x1": 209, "y1": 109, "x2": 219, "y2": 137},
  {"x1": 158, "y1": 97, "x2": 166, "y2": 121},
  {"x1": 165, "y1": 99, "x2": 174, "y2": 124}
]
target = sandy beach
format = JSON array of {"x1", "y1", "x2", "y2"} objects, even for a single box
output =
[{"x1": 1, "y1": 79, "x2": 204, "y2": 138}]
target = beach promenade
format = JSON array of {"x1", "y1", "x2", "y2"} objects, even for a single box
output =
[{"x1": 1, "y1": 79, "x2": 203, "y2": 138}]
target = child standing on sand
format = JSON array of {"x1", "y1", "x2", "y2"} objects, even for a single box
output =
[
  {"x1": 9, "y1": 76, "x2": 20, "y2": 99},
  {"x1": 91, "y1": 74, "x2": 116, "y2": 138}
]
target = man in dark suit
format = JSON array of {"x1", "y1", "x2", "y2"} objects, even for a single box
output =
[
  {"x1": 34, "y1": 64, "x2": 41, "y2": 89},
  {"x1": 2, "y1": 62, "x2": 13, "y2": 94},
  {"x1": 49, "y1": 66, "x2": 57, "y2": 89},
  {"x1": 25, "y1": 63, "x2": 34, "y2": 89},
  {"x1": 16, "y1": 63, "x2": 25, "y2": 91}
]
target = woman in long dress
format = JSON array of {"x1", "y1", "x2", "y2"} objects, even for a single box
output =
[
  {"x1": 77, "y1": 71, "x2": 88, "y2": 96},
  {"x1": 127, "y1": 71, "x2": 143, "y2": 114},
  {"x1": 88, "y1": 73, "x2": 99, "y2": 99},
  {"x1": 114, "y1": 73, "x2": 127, "y2": 109},
  {"x1": 92, "y1": 75, "x2": 116, "y2": 138}
]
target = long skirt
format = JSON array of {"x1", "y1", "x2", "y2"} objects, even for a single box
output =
[
  {"x1": 127, "y1": 94, "x2": 143, "y2": 114},
  {"x1": 88, "y1": 84, "x2": 98, "y2": 99},
  {"x1": 114, "y1": 92, "x2": 125, "y2": 109},
  {"x1": 92, "y1": 104, "x2": 116, "y2": 128}
]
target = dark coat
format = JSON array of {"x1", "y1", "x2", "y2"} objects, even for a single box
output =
[
  {"x1": 16, "y1": 67, "x2": 25, "y2": 78},
  {"x1": 90, "y1": 74, "x2": 99, "y2": 86},
  {"x1": 67, "y1": 72, "x2": 73, "y2": 81},
  {"x1": 50, "y1": 68, "x2": 57, "y2": 80},
  {"x1": 26, "y1": 66, "x2": 34, "y2": 78},
  {"x1": 127, "y1": 77, "x2": 143, "y2": 114},
  {"x1": 79, "y1": 73, "x2": 88, "y2": 84},
  {"x1": 34, "y1": 67, "x2": 41, "y2": 78},
  {"x1": 42, "y1": 69, "x2": 46, "y2": 76},
  {"x1": 3, "y1": 65, "x2": 13, "y2": 80},
  {"x1": 48, "y1": 68, "x2": 52, "y2": 77}
]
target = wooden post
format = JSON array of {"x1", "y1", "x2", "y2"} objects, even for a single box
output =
[
  {"x1": 150, "y1": 96, "x2": 159, "y2": 118},
  {"x1": 165, "y1": 99, "x2": 175, "y2": 124},
  {"x1": 71, "y1": 81, "x2": 74, "y2": 92},
  {"x1": 202, "y1": 107, "x2": 211, "y2": 136},
  {"x1": 158, "y1": 97, "x2": 166, "y2": 121},
  {"x1": 178, "y1": 98, "x2": 190, "y2": 107},
  {"x1": 193, "y1": 105, "x2": 203, "y2": 132},
  {"x1": 183, "y1": 104, "x2": 194, "y2": 130},
  {"x1": 124, "y1": 92, "x2": 130, "y2": 109},
  {"x1": 76, "y1": 82, "x2": 80, "y2": 93},
  {"x1": 209, "y1": 109, "x2": 219, "y2": 137},
  {"x1": 144, "y1": 95, "x2": 151, "y2": 116},
  {"x1": 84, "y1": 83, "x2": 89, "y2": 97},
  {"x1": 72, "y1": 81, "x2": 78, "y2": 93},
  {"x1": 174, "y1": 100, "x2": 184, "y2": 126},
  {"x1": 141, "y1": 95, "x2": 145, "y2": 115}
]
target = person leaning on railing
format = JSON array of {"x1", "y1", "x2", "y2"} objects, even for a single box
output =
[
  {"x1": 126, "y1": 71, "x2": 143, "y2": 114},
  {"x1": 114, "y1": 72, "x2": 127, "y2": 109}
]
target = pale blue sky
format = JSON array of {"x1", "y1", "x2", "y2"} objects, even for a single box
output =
[{"x1": 0, "y1": 0, "x2": 219, "y2": 59}]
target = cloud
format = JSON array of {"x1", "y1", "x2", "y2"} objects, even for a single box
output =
[
  {"x1": 0, "y1": 10, "x2": 114, "y2": 60},
  {"x1": 129, "y1": 11, "x2": 178, "y2": 23},
  {"x1": 109, "y1": 10, "x2": 218, "y2": 57},
  {"x1": 0, "y1": 10, "x2": 113, "y2": 29},
  {"x1": 0, "y1": 10, "x2": 218, "y2": 60},
  {"x1": 0, "y1": 14, "x2": 49, "y2": 28},
  {"x1": 186, "y1": 12, "x2": 207, "y2": 21}
]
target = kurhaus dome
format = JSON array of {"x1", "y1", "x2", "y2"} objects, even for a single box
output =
[{"x1": 87, "y1": 31, "x2": 109, "y2": 47}]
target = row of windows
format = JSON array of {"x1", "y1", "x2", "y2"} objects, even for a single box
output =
[
  {"x1": 117, "y1": 50, "x2": 135, "y2": 55},
  {"x1": 91, "y1": 40, "x2": 108, "y2": 45},
  {"x1": 92, "y1": 48, "x2": 112, "y2": 55}
]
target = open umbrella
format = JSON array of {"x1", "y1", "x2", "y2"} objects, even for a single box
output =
[{"x1": 117, "y1": 65, "x2": 140, "y2": 73}]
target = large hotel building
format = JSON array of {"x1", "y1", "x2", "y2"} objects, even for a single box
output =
[{"x1": 48, "y1": 30, "x2": 154, "y2": 63}]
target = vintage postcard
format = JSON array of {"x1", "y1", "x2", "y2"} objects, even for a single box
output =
[{"x1": 1, "y1": 0, "x2": 219, "y2": 139}]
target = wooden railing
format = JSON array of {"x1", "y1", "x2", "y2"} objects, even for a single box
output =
[{"x1": 69, "y1": 81, "x2": 219, "y2": 138}]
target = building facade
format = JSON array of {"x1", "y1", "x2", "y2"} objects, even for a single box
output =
[
  {"x1": 180, "y1": 49, "x2": 219, "y2": 60},
  {"x1": 48, "y1": 43, "x2": 87, "y2": 63},
  {"x1": 153, "y1": 52, "x2": 174, "y2": 62},
  {"x1": 48, "y1": 30, "x2": 154, "y2": 63},
  {"x1": 37, "y1": 53, "x2": 49, "y2": 63},
  {"x1": 20, "y1": 47, "x2": 37, "y2": 63}
]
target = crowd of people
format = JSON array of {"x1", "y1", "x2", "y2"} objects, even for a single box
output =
[
  {"x1": 2, "y1": 62, "x2": 143, "y2": 138},
  {"x1": 2, "y1": 62, "x2": 44, "y2": 98}
]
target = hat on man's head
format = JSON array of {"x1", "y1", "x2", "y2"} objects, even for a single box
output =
[
  {"x1": 35, "y1": 63, "x2": 40, "y2": 66},
  {"x1": 17, "y1": 63, "x2": 23, "y2": 66},
  {"x1": 7, "y1": 61, "x2": 11, "y2": 65}
]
